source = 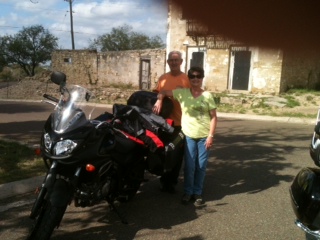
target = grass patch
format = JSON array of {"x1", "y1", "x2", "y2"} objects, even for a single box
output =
[
  {"x1": 216, "y1": 103, "x2": 239, "y2": 113},
  {"x1": 286, "y1": 88, "x2": 320, "y2": 96},
  {"x1": 0, "y1": 140, "x2": 46, "y2": 184},
  {"x1": 283, "y1": 95, "x2": 300, "y2": 108},
  {"x1": 306, "y1": 95, "x2": 314, "y2": 101},
  {"x1": 251, "y1": 98, "x2": 272, "y2": 110}
]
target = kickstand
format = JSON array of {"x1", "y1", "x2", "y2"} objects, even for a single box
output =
[{"x1": 108, "y1": 201, "x2": 128, "y2": 224}]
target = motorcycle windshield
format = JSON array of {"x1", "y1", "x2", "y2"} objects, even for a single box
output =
[{"x1": 52, "y1": 85, "x2": 96, "y2": 133}]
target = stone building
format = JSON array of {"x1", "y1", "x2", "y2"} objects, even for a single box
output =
[
  {"x1": 51, "y1": 49, "x2": 166, "y2": 90},
  {"x1": 166, "y1": 0, "x2": 320, "y2": 94},
  {"x1": 51, "y1": 1, "x2": 320, "y2": 95}
]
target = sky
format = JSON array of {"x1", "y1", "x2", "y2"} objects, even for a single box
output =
[{"x1": 0, "y1": 0, "x2": 168, "y2": 50}]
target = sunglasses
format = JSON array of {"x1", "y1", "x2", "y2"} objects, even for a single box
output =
[{"x1": 189, "y1": 74, "x2": 203, "y2": 79}]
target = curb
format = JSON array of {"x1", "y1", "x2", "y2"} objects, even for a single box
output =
[
  {"x1": 218, "y1": 112, "x2": 315, "y2": 125},
  {"x1": 0, "y1": 176, "x2": 44, "y2": 200}
]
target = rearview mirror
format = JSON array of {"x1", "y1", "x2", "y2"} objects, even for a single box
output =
[{"x1": 51, "y1": 71, "x2": 66, "y2": 86}]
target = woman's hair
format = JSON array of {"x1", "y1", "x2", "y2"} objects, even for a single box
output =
[{"x1": 188, "y1": 66, "x2": 205, "y2": 78}]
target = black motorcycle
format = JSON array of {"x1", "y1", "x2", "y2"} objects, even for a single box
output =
[
  {"x1": 27, "y1": 71, "x2": 182, "y2": 239},
  {"x1": 290, "y1": 108, "x2": 320, "y2": 239}
]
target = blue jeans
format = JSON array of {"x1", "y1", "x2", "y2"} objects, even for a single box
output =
[{"x1": 184, "y1": 136, "x2": 209, "y2": 196}]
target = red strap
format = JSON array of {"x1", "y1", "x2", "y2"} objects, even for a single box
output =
[
  {"x1": 166, "y1": 119, "x2": 174, "y2": 126},
  {"x1": 146, "y1": 130, "x2": 164, "y2": 148},
  {"x1": 121, "y1": 131, "x2": 145, "y2": 145}
]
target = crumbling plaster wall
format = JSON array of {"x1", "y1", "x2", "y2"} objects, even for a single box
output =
[
  {"x1": 280, "y1": 50, "x2": 320, "y2": 91},
  {"x1": 166, "y1": 1, "x2": 191, "y2": 73},
  {"x1": 51, "y1": 50, "x2": 98, "y2": 85},
  {"x1": 167, "y1": 1, "x2": 284, "y2": 94},
  {"x1": 250, "y1": 48, "x2": 283, "y2": 94},
  {"x1": 204, "y1": 49, "x2": 229, "y2": 92},
  {"x1": 51, "y1": 49, "x2": 166, "y2": 89},
  {"x1": 97, "y1": 49, "x2": 166, "y2": 89}
]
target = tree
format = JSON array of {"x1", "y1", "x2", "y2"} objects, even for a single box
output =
[
  {"x1": 0, "y1": 25, "x2": 58, "y2": 76},
  {"x1": 89, "y1": 24, "x2": 165, "y2": 51},
  {"x1": 0, "y1": 53, "x2": 6, "y2": 72}
]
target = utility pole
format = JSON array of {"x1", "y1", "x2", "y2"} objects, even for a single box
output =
[{"x1": 65, "y1": 0, "x2": 75, "y2": 50}]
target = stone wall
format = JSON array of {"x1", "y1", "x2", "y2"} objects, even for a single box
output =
[
  {"x1": 51, "y1": 2, "x2": 320, "y2": 95},
  {"x1": 166, "y1": 1, "x2": 191, "y2": 73},
  {"x1": 280, "y1": 50, "x2": 320, "y2": 91},
  {"x1": 250, "y1": 48, "x2": 283, "y2": 93},
  {"x1": 97, "y1": 49, "x2": 166, "y2": 89},
  {"x1": 51, "y1": 50, "x2": 98, "y2": 86},
  {"x1": 51, "y1": 49, "x2": 166, "y2": 90},
  {"x1": 167, "y1": 1, "x2": 320, "y2": 94},
  {"x1": 204, "y1": 49, "x2": 229, "y2": 91}
]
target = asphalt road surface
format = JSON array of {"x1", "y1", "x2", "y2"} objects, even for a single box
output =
[
  {"x1": 0, "y1": 100, "x2": 112, "y2": 145},
  {"x1": 0, "y1": 101, "x2": 315, "y2": 240}
]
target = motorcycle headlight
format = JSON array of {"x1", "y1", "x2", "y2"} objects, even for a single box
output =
[
  {"x1": 44, "y1": 133, "x2": 52, "y2": 150},
  {"x1": 54, "y1": 139, "x2": 77, "y2": 156}
]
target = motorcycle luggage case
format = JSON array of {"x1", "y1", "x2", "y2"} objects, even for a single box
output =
[
  {"x1": 309, "y1": 121, "x2": 320, "y2": 167},
  {"x1": 127, "y1": 91, "x2": 173, "y2": 119},
  {"x1": 290, "y1": 167, "x2": 320, "y2": 230},
  {"x1": 309, "y1": 143, "x2": 320, "y2": 167}
]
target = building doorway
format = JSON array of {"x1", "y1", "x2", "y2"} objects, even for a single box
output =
[
  {"x1": 185, "y1": 46, "x2": 206, "y2": 73},
  {"x1": 229, "y1": 47, "x2": 251, "y2": 90},
  {"x1": 139, "y1": 58, "x2": 151, "y2": 90}
]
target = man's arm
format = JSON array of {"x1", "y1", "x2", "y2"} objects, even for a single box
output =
[{"x1": 152, "y1": 90, "x2": 174, "y2": 115}]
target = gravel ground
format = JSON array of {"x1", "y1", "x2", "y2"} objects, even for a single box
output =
[{"x1": 0, "y1": 79, "x2": 319, "y2": 117}]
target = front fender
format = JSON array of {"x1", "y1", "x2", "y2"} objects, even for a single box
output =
[{"x1": 50, "y1": 179, "x2": 73, "y2": 207}]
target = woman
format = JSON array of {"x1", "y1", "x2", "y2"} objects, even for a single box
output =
[{"x1": 154, "y1": 66, "x2": 217, "y2": 205}]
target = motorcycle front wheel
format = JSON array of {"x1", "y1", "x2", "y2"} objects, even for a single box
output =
[
  {"x1": 27, "y1": 201, "x2": 67, "y2": 240},
  {"x1": 27, "y1": 179, "x2": 70, "y2": 240}
]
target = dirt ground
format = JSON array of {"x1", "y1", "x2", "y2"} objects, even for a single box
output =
[
  {"x1": 0, "y1": 79, "x2": 319, "y2": 118},
  {"x1": 0, "y1": 79, "x2": 133, "y2": 104}
]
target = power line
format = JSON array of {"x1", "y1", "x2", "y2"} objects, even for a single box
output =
[
  {"x1": 0, "y1": 26, "x2": 22, "y2": 29},
  {"x1": 0, "y1": 1, "x2": 166, "y2": 38},
  {"x1": 0, "y1": 25, "x2": 100, "y2": 36}
]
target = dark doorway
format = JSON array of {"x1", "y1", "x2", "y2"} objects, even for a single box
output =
[
  {"x1": 190, "y1": 52, "x2": 204, "y2": 68},
  {"x1": 232, "y1": 51, "x2": 251, "y2": 90},
  {"x1": 139, "y1": 59, "x2": 151, "y2": 90}
]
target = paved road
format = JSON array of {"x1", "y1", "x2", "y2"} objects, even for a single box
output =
[
  {"x1": 0, "y1": 100, "x2": 112, "y2": 145},
  {"x1": 0, "y1": 100, "x2": 315, "y2": 239}
]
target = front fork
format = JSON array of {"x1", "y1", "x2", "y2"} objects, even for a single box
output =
[
  {"x1": 29, "y1": 161, "x2": 81, "y2": 219},
  {"x1": 29, "y1": 161, "x2": 58, "y2": 219}
]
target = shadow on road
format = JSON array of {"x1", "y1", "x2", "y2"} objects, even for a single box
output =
[
  {"x1": 0, "y1": 117, "x2": 312, "y2": 239},
  {"x1": 0, "y1": 102, "x2": 52, "y2": 114},
  {"x1": 205, "y1": 118, "x2": 309, "y2": 201},
  {"x1": 50, "y1": 178, "x2": 200, "y2": 240},
  {"x1": 0, "y1": 120, "x2": 45, "y2": 145}
]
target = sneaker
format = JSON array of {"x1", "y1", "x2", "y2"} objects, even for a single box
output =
[
  {"x1": 181, "y1": 194, "x2": 191, "y2": 204},
  {"x1": 193, "y1": 194, "x2": 204, "y2": 206}
]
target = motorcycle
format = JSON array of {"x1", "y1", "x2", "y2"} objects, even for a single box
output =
[
  {"x1": 290, "y1": 106, "x2": 320, "y2": 239},
  {"x1": 27, "y1": 71, "x2": 183, "y2": 239}
]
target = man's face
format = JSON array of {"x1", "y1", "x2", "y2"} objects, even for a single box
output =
[{"x1": 167, "y1": 53, "x2": 183, "y2": 71}]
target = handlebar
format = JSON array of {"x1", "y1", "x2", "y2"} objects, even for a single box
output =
[
  {"x1": 93, "y1": 120, "x2": 113, "y2": 129},
  {"x1": 43, "y1": 94, "x2": 59, "y2": 103}
]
